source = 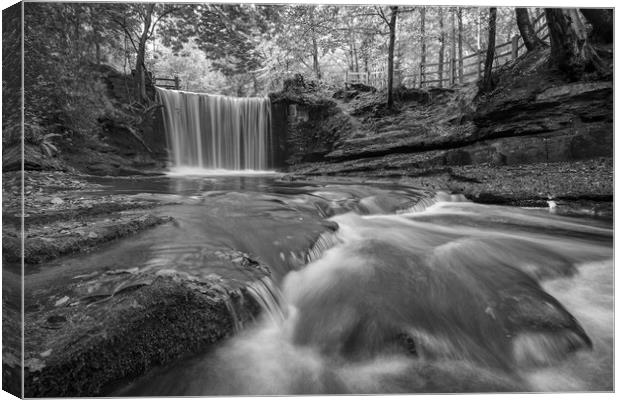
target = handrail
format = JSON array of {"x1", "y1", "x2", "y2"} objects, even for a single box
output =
[
  {"x1": 413, "y1": 11, "x2": 548, "y2": 88},
  {"x1": 532, "y1": 12, "x2": 546, "y2": 26},
  {"x1": 154, "y1": 75, "x2": 180, "y2": 89}
]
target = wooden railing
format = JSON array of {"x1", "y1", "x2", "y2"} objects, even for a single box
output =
[
  {"x1": 345, "y1": 70, "x2": 392, "y2": 90},
  {"x1": 154, "y1": 76, "x2": 180, "y2": 90},
  {"x1": 344, "y1": 12, "x2": 549, "y2": 89}
]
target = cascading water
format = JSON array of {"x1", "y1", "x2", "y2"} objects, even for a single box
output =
[
  {"x1": 111, "y1": 182, "x2": 612, "y2": 395},
  {"x1": 156, "y1": 87, "x2": 272, "y2": 172}
]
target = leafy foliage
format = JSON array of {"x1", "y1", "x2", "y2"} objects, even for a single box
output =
[
  {"x1": 23, "y1": 3, "x2": 111, "y2": 146},
  {"x1": 2, "y1": 3, "x2": 22, "y2": 147},
  {"x1": 16, "y1": 3, "x2": 603, "y2": 156}
]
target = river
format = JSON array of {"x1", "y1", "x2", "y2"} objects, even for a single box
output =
[{"x1": 76, "y1": 172, "x2": 615, "y2": 395}]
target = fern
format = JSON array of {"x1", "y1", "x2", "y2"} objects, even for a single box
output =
[{"x1": 39, "y1": 133, "x2": 61, "y2": 157}]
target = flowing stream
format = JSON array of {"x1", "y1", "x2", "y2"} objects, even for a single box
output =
[
  {"x1": 98, "y1": 174, "x2": 613, "y2": 395},
  {"x1": 105, "y1": 91, "x2": 614, "y2": 394}
]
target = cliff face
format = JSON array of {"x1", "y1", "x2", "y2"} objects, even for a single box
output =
[
  {"x1": 270, "y1": 76, "x2": 354, "y2": 165},
  {"x1": 277, "y1": 49, "x2": 613, "y2": 208}
]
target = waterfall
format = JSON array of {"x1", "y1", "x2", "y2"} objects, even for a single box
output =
[{"x1": 156, "y1": 87, "x2": 273, "y2": 171}]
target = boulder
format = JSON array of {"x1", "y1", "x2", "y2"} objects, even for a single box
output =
[{"x1": 23, "y1": 258, "x2": 270, "y2": 397}]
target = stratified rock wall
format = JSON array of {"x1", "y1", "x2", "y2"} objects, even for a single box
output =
[
  {"x1": 277, "y1": 49, "x2": 612, "y2": 205},
  {"x1": 269, "y1": 75, "x2": 354, "y2": 164}
]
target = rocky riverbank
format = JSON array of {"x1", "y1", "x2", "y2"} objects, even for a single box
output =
[
  {"x1": 287, "y1": 157, "x2": 613, "y2": 218},
  {"x1": 2, "y1": 171, "x2": 174, "y2": 264},
  {"x1": 275, "y1": 48, "x2": 613, "y2": 214},
  {"x1": 22, "y1": 250, "x2": 269, "y2": 397},
  {"x1": 1, "y1": 171, "x2": 278, "y2": 397}
]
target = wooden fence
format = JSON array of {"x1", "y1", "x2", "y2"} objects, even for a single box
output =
[
  {"x1": 153, "y1": 76, "x2": 180, "y2": 90},
  {"x1": 345, "y1": 12, "x2": 549, "y2": 89}
]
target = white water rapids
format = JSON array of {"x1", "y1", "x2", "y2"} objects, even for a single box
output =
[{"x1": 117, "y1": 196, "x2": 613, "y2": 395}]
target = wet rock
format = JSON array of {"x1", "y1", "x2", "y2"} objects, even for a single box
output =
[
  {"x1": 23, "y1": 253, "x2": 271, "y2": 397},
  {"x1": 54, "y1": 296, "x2": 69, "y2": 307},
  {"x1": 2, "y1": 269, "x2": 23, "y2": 397},
  {"x1": 2, "y1": 144, "x2": 66, "y2": 173},
  {"x1": 2, "y1": 171, "x2": 179, "y2": 264},
  {"x1": 42, "y1": 315, "x2": 67, "y2": 329},
  {"x1": 14, "y1": 214, "x2": 174, "y2": 264},
  {"x1": 288, "y1": 158, "x2": 613, "y2": 217}
]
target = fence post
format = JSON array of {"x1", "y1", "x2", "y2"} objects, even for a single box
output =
[
  {"x1": 417, "y1": 63, "x2": 423, "y2": 88},
  {"x1": 511, "y1": 35, "x2": 519, "y2": 60},
  {"x1": 174, "y1": 76, "x2": 180, "y2": 90},
  {"x1": 448, "y1": 55, "x2": 454, "y2": 86},
  {"x1": 453, "y1": 57, "x2": 457, "y2": 85},
  {"x1": 345, "y1": 70, "x2": 349, "y2": 84},
  {"x1": 366, "y1": 71, "x2": 370, "y2": 86},
  {"x1": 477, "y1": 50, "x2": 482, "y2": 80},
  {"x1": 454, "y1": 57, "x2": 458, "y2": 85}
]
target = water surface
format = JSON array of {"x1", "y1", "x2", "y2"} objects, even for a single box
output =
[{"x1": 75, "y1": 175, "x2": 612, "y2": 395}]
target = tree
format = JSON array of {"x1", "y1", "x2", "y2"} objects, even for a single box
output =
[
  {"x1": 158, "y1": 4, "x2": 281, "y2": 94},
  {"x1": 579, "y1": 9, "x2": 613, "y2": 44},
  {"x1": 24, "y1": 3, "x2": 111, "y2": 139},
  {"x1": 457, "y1": 7, "x2": 464, "y2": 82},
  {"x1": 450, "y1": 8, "x2": 457, "y2": 84},
  {"x1": 273, "y1": 5, "x2": 340, "y2": 80},
  {"x1": 109, "y1": 3, "x2": 185, "y2": 102},
  {"x1": 481, "y1": 7, "x2": 497, "y2": 93},
  {"x1": 438, "y1": 7, "x2": 445, "y2": 87},
  {"x1": 386, "y1": 6, "x2": 398, "y2": 108},
  {"x1": 134, "y1": 4, "x2": 154, "y2": 101},
  {"x1": 515, "y1": 8, "x2": 545, "y2": 51},
  {"x1": 419, "y1": 7, "x2": 426, "y2": 85},
  {"x1": 375, "y1": 6, "x2": 398, "y2": 108},
  {"x1": 545, "y1": 8, "x2": 606, "y2": 80}
]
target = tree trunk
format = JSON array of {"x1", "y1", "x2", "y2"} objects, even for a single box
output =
[
  {"x1": 516, "y1": 8, "x2": 545, "y2": 51},
  {"x1": 420, "y1": 7, "x2": 426, "y2": 83},
  {"x1": 395, "y1": 38, "x2": 404, "y2": 87},
  {"x1": 438, "y1": 7, "x2": 445, "y2": 87},
  {"x1": 348, "y1": 44, "x2": 355, "y2": 72},
  {"x1": 362, "y1": 37, "x2": 370, "y2": 73},
  {"x1": 579, "y1": 9, "x2": 613, "y2": 44},
  {"x1": 253, "y1": 74, "x2": 259, "y2": 96},
  {"x1": 476, "y1": 8, "x2": 481, "y2": 50},
  {"x1": 135, "y1": 4, "x2": 154, "y2": 103},
  {"x1": 386, "y1": 6, "x2": 398, "y2": 109},
  {"x1": 545, "y1": 8, "x2": 606, "y2": 80},
  {"x1": 457, "y1": 7, "x2": 463, "y2": 82},
  {"x1": 95, "y1": 41, "x2": 101, "y2": 65},
  {"x1": 312, "y1": 35, "x2": 321, "y2": 80},
  {"x1": 450, "y1": 7, "x2": 456, "y2": 85},
  {"x1": 481, "y1": 7, "x2": 497, "y2": 93}
]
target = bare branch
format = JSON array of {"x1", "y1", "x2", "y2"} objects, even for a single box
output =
[{"x1": 375, "y1": 6, "x2": 390, "y2": 25}]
